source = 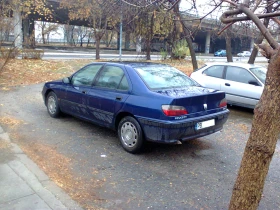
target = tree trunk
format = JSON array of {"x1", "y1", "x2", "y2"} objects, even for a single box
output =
[
  {"x1": 136, "y1": 36, "x2": 142, "y2": 53},
  {"x1": 95, "y1": 38, "x2": 100, "y2": 60},
  {"x1": 225, "y1": 34, "x2": 233, "y2": 62},
  {"x1": 229, "y1": 50, "x2": 280, "y2": 209},
  {"x1": 125, "y1": 31, "x2": 130, "y2": 50},
  {"x1": 108, "y1": 31, "x2": 114, "y2": 48},
  {"x1": 218, "y1": 0, "x2": 280, "y2": 209},
  {"x1": 248, "y1": 17, "x2": 270, "y2": 64},
  {"x1": 185, "y1": 36, "x2": 198, "y2": 70},
  {"x1": 177, "y1": 13, "x2": 198, "y2": 70},
  {"x1": 248, "y1": 37, "x2": 261, "y2": 64},
  {"x1": 146, "y1": 12, "x2": 154, "y2": 60},
  {"x1": 105, "y1": 31, "x2": 109, "y2": 47},
  {"x1": 42, "y1": 34, "x2": 46, "y2": 44},
  {"x1": 146, "y1": 39, "x2": 151, "y2": 60}
]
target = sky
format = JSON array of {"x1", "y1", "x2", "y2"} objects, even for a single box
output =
[{"x1": 180, "y1": 0, "x2": 225, "y2": 18}]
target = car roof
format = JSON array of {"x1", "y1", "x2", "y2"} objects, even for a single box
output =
[
  {"x1": 204, "y1": 62, "x2": 263, "y2": 69},
  {"x1": 90, "y1": 61, "x2": 171, "y2": 68},
  {"x1": 122, "y1": 62, "x2": 170, "y2": 68}
]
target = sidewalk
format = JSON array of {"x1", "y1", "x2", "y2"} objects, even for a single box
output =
[{"x1": 0, "y1": 125, "x2": 83, "y2": 210}]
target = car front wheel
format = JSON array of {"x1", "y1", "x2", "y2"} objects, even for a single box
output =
[
  {"x1": 46, "y1": 92, "x2": 61, "y2": 118},
  {"x1": 118, "y1": 116, "x2": 144, "y2": 153}
]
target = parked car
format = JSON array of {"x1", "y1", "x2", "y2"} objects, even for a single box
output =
[
  {"x1": 190, "y1": 62, "x2": 267, "y2": 109},
  {"x1": 42, "y1": 62, "x2": 229, "y2": 153},
  {"x1": 237, "y1": 51, "x2": 251, "y2": 57},
  {"x1": 214, "y1": 49, "x2": 227, "y2": 57}
]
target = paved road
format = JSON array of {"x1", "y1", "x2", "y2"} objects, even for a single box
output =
[
  {"x1": 0, "y1": 84, "x2": 279, "y2": 209},
  {"x1": 42, "y1": 50, "x2": 269, "y2": 62}
]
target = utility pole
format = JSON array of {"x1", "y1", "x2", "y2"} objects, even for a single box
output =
[{"x1": 119, "y1": 0, "x2": 123, "y2": 61}]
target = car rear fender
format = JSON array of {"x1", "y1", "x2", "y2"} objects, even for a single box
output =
[{"x1": 114, "y1": 112, "x2": 134, "y2": 131}]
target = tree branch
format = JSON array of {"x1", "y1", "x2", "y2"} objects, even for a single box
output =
[
  {"x1": 240, "y1": 5, "x2": 279, "y2": 49},
  {"x1": 220, "y1": 11, "x2": 280, "y2": 24},
  {"x1": 217, "y1": 22, "x2": 234, "y2": 35},
  {"x1": 271, "y1": 17, "x2": 280, "y2": 25}
]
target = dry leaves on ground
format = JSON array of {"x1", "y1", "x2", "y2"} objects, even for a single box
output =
[
  {"x1": 17, "y1": 141, "x2": 105, "y2": 209},
  {"x1": 0, "y1": 141, "x2": 10, "y2": 149},
  {"x1": 0, "y1": 58, "x2": 198, "y2": 88},
  {"x1": 0, "y1": 59, "x2": 94, "y2": 87},
  {"x1": 0, "y1": 116, "x2": 22, "y2": 127}
]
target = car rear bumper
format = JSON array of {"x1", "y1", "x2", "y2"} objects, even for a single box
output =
[{"x1": 137, "y1": 109, "x2": 229, "y2": 143}]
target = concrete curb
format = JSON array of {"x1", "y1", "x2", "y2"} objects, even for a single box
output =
[{"x1": 0, "y1": 125, "x2": 83, "y2": 210}]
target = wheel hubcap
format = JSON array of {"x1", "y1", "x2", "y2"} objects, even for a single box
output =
[
  {"x1": 48, "y1": 96, "x2": 56, "y2": 114},
  {"x1": 121, "y1": 122, "x2": 138, "y2": 147}
]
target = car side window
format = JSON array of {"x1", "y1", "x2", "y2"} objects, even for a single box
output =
[
  {"x1": 95, "y1": 65, "x2": 125, "y2": 89},
  {"x1": 203, "y1": 65, "x2": 224, "y2": 78},
  {"x1": 226, "y1": 66, "x2": 257, "y2": 84},
  {"x1": 118, "y1": 76, "x2": 129, "y2": 90},
  {"x1": 72, "y1": 64, "x2": 102, "y2": 86}
]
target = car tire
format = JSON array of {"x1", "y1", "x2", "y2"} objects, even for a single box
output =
[
  {"x1": 46, "y1": 92, "x2": 61, "y2": 118},
  {"x1": 118, "y1": 116, "x2": 144, "y2": 154}
]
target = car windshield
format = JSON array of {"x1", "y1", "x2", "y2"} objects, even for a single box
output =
[
  {"x1": 250, "y1": 67, "x2": 267, "y2": 84},
  {"x1": 134, "y1": 65, "x2": 197, "y2": 89}
]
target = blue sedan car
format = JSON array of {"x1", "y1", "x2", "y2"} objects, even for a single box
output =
[
  {"x1": 42, "y1": 62, "x2": 229, "y2": 153},
  {"x1": 214, "y1": 50, "x2": 227, "y2": 57}
]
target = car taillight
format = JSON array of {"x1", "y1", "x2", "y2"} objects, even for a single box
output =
[
  {"x1": 219, "y1": 98, "x2": 227, "y2": 108},
  {"x1": 162, "y1": 105, "x2": 188, "y2": 116}
]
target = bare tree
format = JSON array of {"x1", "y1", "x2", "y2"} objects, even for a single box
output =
[
  {"x1": 60, "y1": 0, "x2": 119, "y2": 59},
  {"x1": 219, "y1": 0, "x2": 280, "y2": 209},
  {"x1": 173, "y1": 1, "x2": 198, "y2": 69},
  {"x1": 76, "y1": 26, "x2": 89, "y2": 47},
  {"x1": 163, "y1": 0, "x2": 280, "y2": 209},
  {"x1": 62, "y1": 24, "x2": 75, "y2": 46},
  {"x1": 248, "y1": 0, "x2": 274, "y2": 64},
  {"x1": 0, "y1": 0, "x2": 50, "y2": 71},
  {"x1": 102, "y1": 30, "x2": 115, "y2": 48},
  {"x1": 37, "y1": 21, "x2": 60, "y2": 44},
  {"x1": 120, "y1": 1, "x2": 174, "y2": 60}
]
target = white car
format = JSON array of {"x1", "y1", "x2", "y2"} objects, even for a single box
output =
[
  {"x1": 237, "y1": 51, "x2": 251, "y2": 57},
  {"x1": 190, "y1": 62, "x2": 267, "y2": 109}
]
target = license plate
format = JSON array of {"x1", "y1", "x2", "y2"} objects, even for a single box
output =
[{"x1": 195, "y1": 119, "x2": 215, "y2": 130}]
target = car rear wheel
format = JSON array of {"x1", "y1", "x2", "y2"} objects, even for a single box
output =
[
  {"x1": 118, "y1": 116, "x2": 144, "y2": 153},
  {"x1": 47, "y1": 92, "x2": 61, "y2": 118}
]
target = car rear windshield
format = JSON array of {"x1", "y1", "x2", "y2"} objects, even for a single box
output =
[
  {"x1": 134, "y1": 65, "x2": 197, "y2": 89},
  {"x1": 250, "y1": 67, "x2": 267, "y2": 84}
]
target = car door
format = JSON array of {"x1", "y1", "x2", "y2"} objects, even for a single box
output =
[
  {"x1": 86, "y1": 65, "x2": 130, "y2": 127},
  {"x1": 198, "y1": 65, "x2": 225, "y2": 90},
  {"x1": 221, "y1": 66, "x2": 263, "y2": 107},
  {"x1": 61, "y1": 64, "x2": 103, "y2": 118}
]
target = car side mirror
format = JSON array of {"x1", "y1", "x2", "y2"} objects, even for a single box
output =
[
  {"x1": 248, "y1": 80, "x2": 260, "y2": 86},
  {"x1": 62, "y1": 77, "x2": 70, "y2": 84}
]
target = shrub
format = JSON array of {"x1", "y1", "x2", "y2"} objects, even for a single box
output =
[
  {"x1": 0, "y1": 47, "x2": 20, "y2": 59},
  {"x1": 160, "y1": 48, "x2": 168, "y2": 60},
  {"x1": 21, "y1": 49, "x2": 44, "y2": 59},
  {"x1": 172, "y1": 39, "x2": 190, "y2": 59}
]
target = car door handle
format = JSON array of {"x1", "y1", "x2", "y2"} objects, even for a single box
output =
[
  {"x1": 225, "y1": 83, "x2": 231, "y2": 86},
  {"x1": 116, "y1": 96, "x2": 122, "y2": 101},
  {"x1": 82, "y1": 90, "x2": 87, "y2": 94}
]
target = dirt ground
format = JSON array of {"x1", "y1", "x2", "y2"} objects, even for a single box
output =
[{"x1": 0, "y1": 58, "x2": 195, "y2": 88}]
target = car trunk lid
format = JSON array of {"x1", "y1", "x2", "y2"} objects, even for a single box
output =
[{"x1": 155, "y1": 86, "x2": 226, "y2": 115}]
